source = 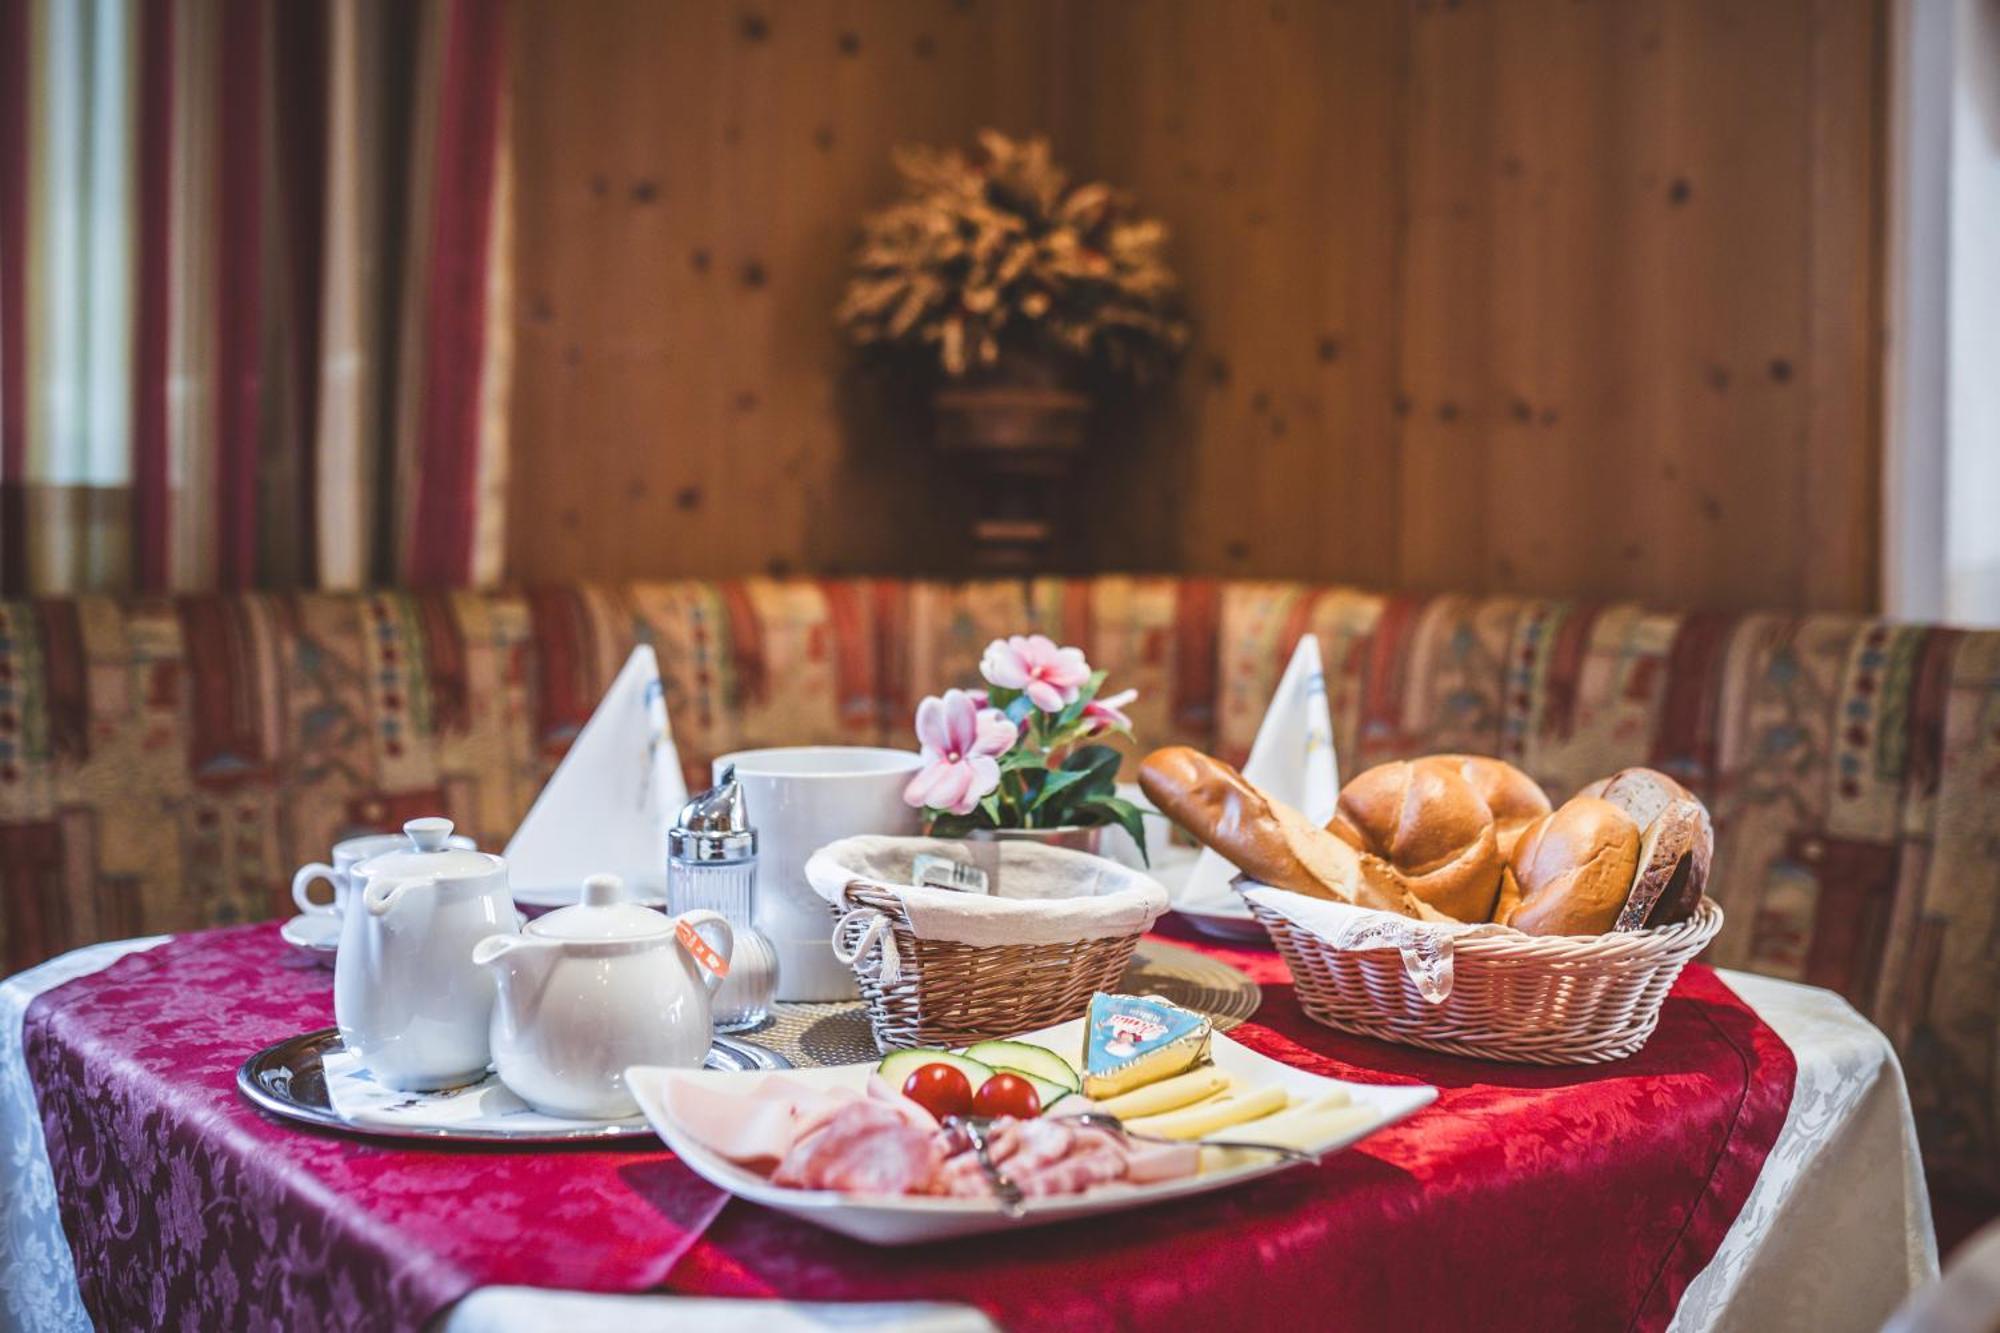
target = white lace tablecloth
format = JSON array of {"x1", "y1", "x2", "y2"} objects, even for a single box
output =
[{"x1": 0, "y1": 940, "x2": 1937, "y2": 1333}]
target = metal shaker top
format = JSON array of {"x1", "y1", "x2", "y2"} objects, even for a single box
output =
[{"x1": 668, "y1": 765, "x2": 758, "y2": 862}]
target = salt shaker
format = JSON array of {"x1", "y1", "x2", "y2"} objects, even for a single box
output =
[{"x1": 669, "y1": 766, "x2": 779, "y2": 1032}]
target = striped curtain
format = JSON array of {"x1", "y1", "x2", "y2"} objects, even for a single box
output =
[{"x1": 0, "y1": 0, "x2": 511, "y2": 595}]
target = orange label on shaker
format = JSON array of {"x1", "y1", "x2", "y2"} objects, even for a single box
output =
[{"x1": 677, "y1": 917, "x2": 730, "y2": 978}]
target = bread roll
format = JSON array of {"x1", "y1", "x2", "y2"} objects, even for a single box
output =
[
  {"x1": 1438, "y1": 755, "x2": 1552, "y2": 859},
  {"x1": 1327, "y1": 757, "x2": 1505, "y2": 922},
  {"x1": 1137, "y1": 747, "x2": 1433, "y2": 917},
  {"x1": 1580, "y1": 767, "x2": 1713, "y2": 929},
  {"x1": 1503, "y1": 797, "x2": 1643, "y2": 935}
]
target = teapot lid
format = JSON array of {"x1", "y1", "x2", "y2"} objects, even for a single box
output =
[
  {"x1": 352, "y1": 818, "x2": 499, "y2": 882},
  {"x1": 526, "y1": 874, "x2": 673, "y2": 942}
]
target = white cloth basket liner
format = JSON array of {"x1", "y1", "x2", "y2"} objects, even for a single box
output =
[
  {"x1": 1236, "y1": 881, "x2": 1520, "y2": 1003},
  {"x1": 807, "y1": 836, "x2": 1169, "y2": 989},
  {"x1": 806, "y1": 836, "x2": 1168, "y2": 942}
]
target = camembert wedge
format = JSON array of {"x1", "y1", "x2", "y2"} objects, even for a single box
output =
[{"x1": 1081, "y1": 993, "x2": 1213, "y2": 1099}]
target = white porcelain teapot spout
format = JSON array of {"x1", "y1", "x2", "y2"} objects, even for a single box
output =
[{"x1": 470, "y1": 932, "x2": 560, "y2": 1014}]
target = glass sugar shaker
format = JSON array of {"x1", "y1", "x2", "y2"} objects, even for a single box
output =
[{"x1": 668, "y1": 765, "x2": 779, "y2": 1032}]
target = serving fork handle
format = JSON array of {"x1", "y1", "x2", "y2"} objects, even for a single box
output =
[{"x1": 1069, "y1": 1111, "x2": 1320, "y2": 1166}]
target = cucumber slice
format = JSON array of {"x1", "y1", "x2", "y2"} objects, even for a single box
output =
[
  {"x1": 876, "y1": 1048, "x2": 995, "y2": 1091},
  {"x1": 1010, "y1": 1072, "x2": 1073, "y2": 1112},
  {"x1": 963, "y1": 1040, "x2": 1081, "y2": 1093}
]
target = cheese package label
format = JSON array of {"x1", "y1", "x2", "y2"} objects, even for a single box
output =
[{"x1": 1083, "y1": 993, "x2": 1212, "y2": 1098}]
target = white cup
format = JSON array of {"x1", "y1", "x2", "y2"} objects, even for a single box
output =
[
  {"x1": 293, "y1": 830, "x2": 476, "y2": 919},
  {"x1": 715, "y1": 747, "x2": 923, "y2": 1001}
]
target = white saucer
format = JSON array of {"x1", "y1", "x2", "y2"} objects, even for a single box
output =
[{"x1": 280, "y1": 913, "x2": 340, "y2": 964}]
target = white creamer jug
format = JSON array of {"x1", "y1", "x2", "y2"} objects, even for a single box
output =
[{"x1": 335, "y1": 817, "x2": 517, "y2": 1091}]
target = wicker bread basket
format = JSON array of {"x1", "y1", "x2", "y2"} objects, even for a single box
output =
[
  {"x1": 808, "y1": 837, "x2": 1168, "y2": 1051},
  {"x1": 1243, "y1": 887, "x2": 1725, "y2": 1065}
]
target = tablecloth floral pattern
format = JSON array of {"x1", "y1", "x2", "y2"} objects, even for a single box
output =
[
  {"x1": 0, "y1": 577, "x2": 1995, "y2": 1200},
  {"x1": 19, "y1": 922, "x2": 1795, "y2": 1332}
]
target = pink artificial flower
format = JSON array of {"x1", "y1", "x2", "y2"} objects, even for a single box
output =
[
  {"x1": 1082, "y1": 687, "x2": 1138, "y2": 735},
  {"x1": 980, "y1": 634, "x2": 1091, "y2": 713},
  {"x1": 904, "y1": 688, "x2": 1019, "y2": 815}
]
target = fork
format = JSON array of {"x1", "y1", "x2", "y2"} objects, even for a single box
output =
[
  {"x1": 947, "y1": 1116, "x2": 1026, "y2": 1217},
  {"x1": 1067, "y1": 1111, "x2": 1321, "y2": 1165}
]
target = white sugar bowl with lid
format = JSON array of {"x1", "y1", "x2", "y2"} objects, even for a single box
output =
[
  {"x1": 472, "y1": 874, "x2": 734, "y2": 1119},
  {"x1": 336, "y1": 817, "x2": 518, "y2": 1091}
]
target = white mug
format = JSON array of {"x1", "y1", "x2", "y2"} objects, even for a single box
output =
[
  {"x1": 714, "y1": 747, "x2": 923, "y2": 1001},
  {"x1": 294, "y1": 829, "x2": 475, "y2": 918},
  {"x1": 336, "y1": 818, "x2": 517, "y2": 1091}
]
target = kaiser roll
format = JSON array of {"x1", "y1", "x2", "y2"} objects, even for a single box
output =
[
  {"x1": 1327, "y1": 756, "x2": 1515, "y2": 922},
  {"x1": 1438, "y1": 754, "x2": 1553, "y2": 859}
]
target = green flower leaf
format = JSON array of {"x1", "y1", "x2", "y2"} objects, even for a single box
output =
[
  {"x1": 1073, "y1": 793, "x2": 1149, "y2": 864},
  {"x1": 1028, "y1": 765, "x2": 1093, "y2": 812},
  {"x1": 984, "y1": 683, "x2": 1024, "y2": 711},
  {"x1": 1060, "y1": 743, "x2": 1122, "y2": 785}
]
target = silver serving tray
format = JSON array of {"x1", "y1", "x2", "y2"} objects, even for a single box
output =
[{"x1": 238, "y1": 1027, "x2": 788, "y2": 1144}]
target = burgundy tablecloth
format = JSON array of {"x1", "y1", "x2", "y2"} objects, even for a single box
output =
[{"x1": 24, "y1": 919, "x2": 1795, "y2": 1332}]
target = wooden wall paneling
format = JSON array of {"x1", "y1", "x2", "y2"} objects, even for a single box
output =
[
  {"x1": 1061, "y1": 0, "x2": 1407, "y2": 584},
  {"x1": 1394, "y1": 0, "x2": 1498, "y2": 593},
  {"x1": 1804, "y1": 0, "x2": 1885, "y2": 612},
  {"x1": 1060, "y1": 0, "x2": 1193, "y2": 576},
  {"x1": 1649, "y1": 0, "x2": 1816, "y2": 610},
  {"x1": 1478, "y1": 0, "x2": 1621, "y2": 601},
  {"x1": 509, "y1": 0, "x2": 1076, "y2": 584},
  {"x1": 508, "y1": 0, "x2": 1886, "y2": 613}
]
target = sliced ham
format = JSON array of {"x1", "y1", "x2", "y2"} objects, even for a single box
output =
[
  {"x1": 658, "y1": 1075, "x2": 815, "y2": 1167},
  {"x1": 772, "y1": 1100, "x2": 942, "y2": 1194},
  {"x1": 660, "y1": 1073, "x2": 1201, "y2": 1202}
]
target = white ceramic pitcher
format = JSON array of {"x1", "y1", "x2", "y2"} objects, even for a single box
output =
[
  {"x1": 335, "y1": 817, "x2": 518, "y2": 1091},
  {"x1": 471, "y1": 874, "x2": 733, "y2": 1119},
  {"x1": 716, "y1": 747, "x2": 922, "y2": 1001}
]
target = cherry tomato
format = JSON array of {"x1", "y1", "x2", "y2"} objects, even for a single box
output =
[
  {"x1": 972, "y1": 1071, "x2": 1042, "y2": 1120},
  {"x1": 902, "y1": 1063, "x2": 973, "y2": 1120}
]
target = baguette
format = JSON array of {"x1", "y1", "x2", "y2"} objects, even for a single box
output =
[{"x1": 1138, "y1": 747, "x2": 1438, "y2": 917}]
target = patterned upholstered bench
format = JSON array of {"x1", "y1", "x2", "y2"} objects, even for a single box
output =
[{"x1": 1, "y1": 577, "x2": 1994, "y2": 1200}]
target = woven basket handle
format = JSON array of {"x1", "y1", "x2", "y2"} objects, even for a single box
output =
[{"x1": 833, "y1": 881, "x2": 904, "y2": 984}]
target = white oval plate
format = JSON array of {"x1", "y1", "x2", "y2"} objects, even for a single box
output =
[{"x1": 628, "y1": 1017, "x2": 1435, "y2": 1246}]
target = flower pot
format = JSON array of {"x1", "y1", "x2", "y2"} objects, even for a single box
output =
[
  {"x1": 965, "y1": 825, "x2": 1105, "y2": 857},
  {"x1": 931, "y1": 351, "x2": 1092, "y2": 571}
]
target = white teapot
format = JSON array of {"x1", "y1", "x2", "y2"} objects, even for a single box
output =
[
  {"x1": 336, "y1": 817, "x2": 517, "y2": 1090},
  {"x1": 472, "y1": 874, "x2": 734, "y2": 1119}
]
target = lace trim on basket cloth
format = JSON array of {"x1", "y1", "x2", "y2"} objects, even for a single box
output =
[{"x1": 1238, "y1": 886, "x2": 1518, "y2": 1003}]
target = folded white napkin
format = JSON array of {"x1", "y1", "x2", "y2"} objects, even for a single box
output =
[
  {"x1": 506, "y1": 645, "x2": 687, "y2": 903},
  {"x1": 1179, "y1": 635, "x2": 1338, "y2": 918},
  {"x1": 1239, "y1": 882, "x2": 1517, "y2": 1004},
  {"x1": 320, "y1": 1047, "x2": 643, "y2": 1134}
]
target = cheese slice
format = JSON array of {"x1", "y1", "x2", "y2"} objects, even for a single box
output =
[{"x1": 1082, "y1": 993, "x2": 1212, "y2": 1099}]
